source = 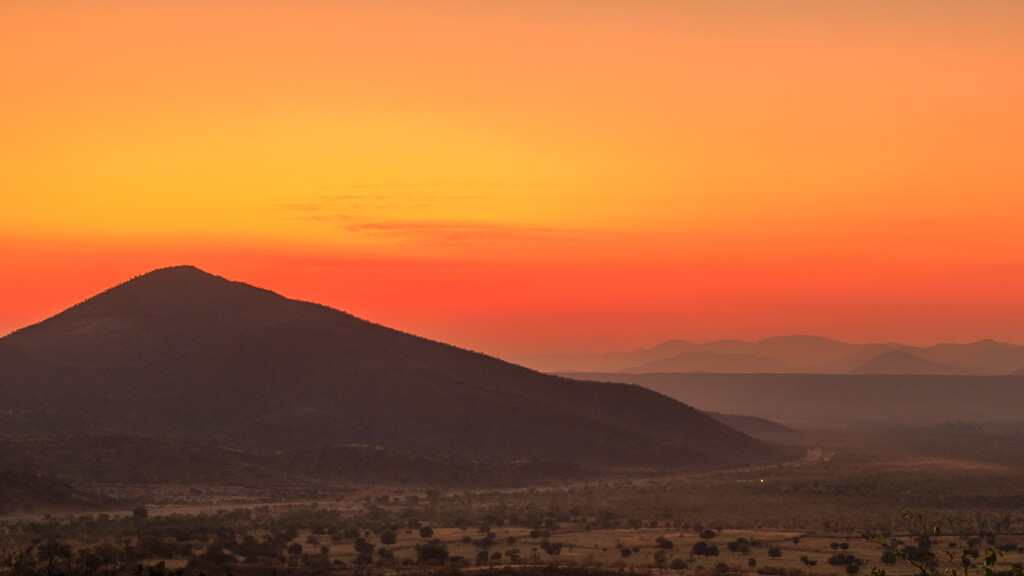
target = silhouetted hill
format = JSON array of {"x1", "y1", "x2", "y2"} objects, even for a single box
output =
[
  {"x1": 747, "y1": 335, "x2": 867, "y2": 366},
  {"x1": 0, "y1": 266, "x2": 786, "y2": 471},
  {"x1": 520, "y1": 336, "x2": 871, "y2": 373},
  {"x1": 621, "y1": 351, "x2": 797, "y2": 374},
  {"x1": 563, "y1": 372, "x2": 1024, "y2": 426},
  {"x1": 520, "y1": 336, "x2": 1024, "y2": 375},
  {"x1": 813, "y1": 343, "x2": 900, "y2": 373},
  {"x1": 1013, "y1": 366, "x2": 1024, "y2": 376},
  {"x1": 913, "y1": 340, "x2": 1024, "y2": 375},
  {"x1": 848, "y1": 350, "x2": 972, "y2": 375}
]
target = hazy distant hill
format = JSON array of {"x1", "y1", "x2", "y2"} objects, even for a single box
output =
[
  {"x1": 565, "y1": 372, "x2": 1024, "y2": 426},
  {"x1": 0, "y1": 266, "x2": 785, "y2": 472},
  {"x1": 848, "y1": 350, "x2": 973, "y2": 375},
  {"x1": 622, "y1": 351, "x2": 797, "y2": 374},
  {"x1": 519, "y1": 335, "x2": 1024, "y2": 375}
]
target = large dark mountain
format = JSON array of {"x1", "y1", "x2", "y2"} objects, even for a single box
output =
[{"x1": 0, "y1": 266, "x2": 785, "y2": 471}]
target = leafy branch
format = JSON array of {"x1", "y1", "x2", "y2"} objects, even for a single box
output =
[{"x1": 863, "y1": 510, "x2": 1021, "y2": 576}]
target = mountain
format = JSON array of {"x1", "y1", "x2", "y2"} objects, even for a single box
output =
[
  {"x1": 516, "y1": 340, "x2": 698, "y2": 373},
  {"x1": 516, "y1": 336, "x2": 870, "y2": 373},
  {"x1": 747, "y1": 335, "x2": 868, "y2": 366},
  {"x1": 564, "y1": 372, "x2": 1024, "y2": 426},
  {"x1": 621, "y1": 351, "x2": 797, "y2": 374},
  {"x1": 517, "y1": 336, "x2": 1024, "y2": 375},
  {"x1": 848, "y1": 350, "x2": 973, "y2": 375},
  {"x1": 813, "y1": 343, "x2": 900, "y2": 373},
  {"x1": 1013, "y1": 366, "x2": 1024, "y2": 376},
  {"x1": 912, "y1": 340, "x2": 1024, "y2": 375},
  {"x1": 0, "y1": 266, "x2": 785, "y2": 471}
]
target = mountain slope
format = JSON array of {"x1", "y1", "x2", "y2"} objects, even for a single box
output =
[
  {"x1": 702, "y1": 412, "x2": 800, "y2": 444},
  {"x1": 0, "y1": 266, "x2": 786, "y2": 470},
  {"x1": 0, "y1": 468, "x2": 112, "y2": 514}
]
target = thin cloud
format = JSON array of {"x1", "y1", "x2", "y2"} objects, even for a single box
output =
[
  {"x1": 339, "y1": 219, "x2": 579, "y2": 247},
  {"x1": 276, "y1": 183, "x2": 577, "y2": 246},
  {"x1": 277, "y1": 186, "x2": 495, "y2": 216}
]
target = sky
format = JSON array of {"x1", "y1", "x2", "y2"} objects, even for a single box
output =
[{"x1": 2, "y1": 1, "x2": 1024, "y2": 358}]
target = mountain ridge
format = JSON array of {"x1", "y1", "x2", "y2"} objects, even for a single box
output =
[
  {"x1": 518, "y1": 335, "x2": 1024, "y2": 375},
  {"x1": 0, "y1": 266, "x2": 789, "y2": 472},
  {"x1": 847, "y1": 350, "x2": 975, "y2": 375}
]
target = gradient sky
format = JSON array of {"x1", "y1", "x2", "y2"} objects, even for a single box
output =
[{"x1": 3, "y1": 1, "x2": 1023, "y2": 358}]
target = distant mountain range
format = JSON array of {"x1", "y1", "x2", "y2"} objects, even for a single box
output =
[
  {"x1": 0, "y1": 266, "x2": 789, "y2": 481},
  {"x1": 566, "y1": 372, "x2": 1024, "y2": 426},
  {"x1": 516, "y1": 335, "x2": 1024, "y2": 375}
]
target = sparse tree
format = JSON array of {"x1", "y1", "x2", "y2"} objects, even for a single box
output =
[{"x1": 415, "y1": 539, "x2": 449, "y2": 564}]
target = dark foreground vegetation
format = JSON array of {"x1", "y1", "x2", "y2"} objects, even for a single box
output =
[
  {"x1": 4, "y1": 428, "x2": 1024, "y2": 576},
  {"x1": 3, "y1": 499, "x2": 1024, "y2": 576}
]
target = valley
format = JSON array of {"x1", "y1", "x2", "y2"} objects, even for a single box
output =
[
  {"x1": 3, "y1": 268, "x2": 1023, "y2": 576},
  {"x1": 4, "y1": 421, "x2": 1024, "y2": 576}
]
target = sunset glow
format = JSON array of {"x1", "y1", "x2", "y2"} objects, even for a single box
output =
[{"x1": 3, "y1": 1, "x2": 1024, "y2": 357}]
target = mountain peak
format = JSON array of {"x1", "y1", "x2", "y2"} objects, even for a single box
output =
[
  {"x1": 848, "y1": 350, "x2": 971, "y2": 375},
  {"x1": 113, "y1": 265, "x2": 248, "y2": 294},
  {"x1": 135, "y1": 264, "x2": 216, "y2": 280},
  {"x1": 2, "y1": 266, "x2": 332, "y2": 367}
]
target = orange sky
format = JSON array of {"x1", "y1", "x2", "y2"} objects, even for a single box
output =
[{"x1": 2, "y1": 1, "x2": 1023, "y2": 357}]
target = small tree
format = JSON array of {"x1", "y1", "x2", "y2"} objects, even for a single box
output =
[
  {"x1": 415, "y1": 540, "x2": 449, "y2": 564},
  {"x1": 692, "y1": 541, "x2": 719, "y2": 558},
  {"x1": 353, "y1": 538, "x2": 375, "y2": 556}
]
